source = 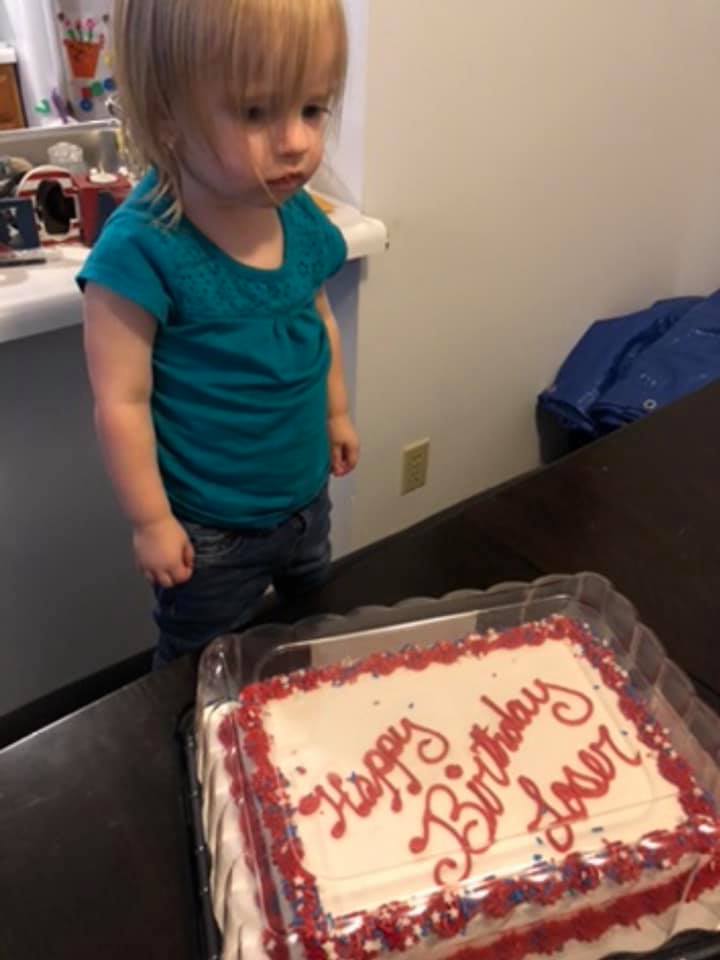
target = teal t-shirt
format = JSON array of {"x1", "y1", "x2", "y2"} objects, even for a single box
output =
[{"x1": 77, "y1": 173, "x2": 347, "y2": 528}]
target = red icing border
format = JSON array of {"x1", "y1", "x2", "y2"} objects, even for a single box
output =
[{"x1": 218, "y1": 616, "x2": 720, "y2": 960}]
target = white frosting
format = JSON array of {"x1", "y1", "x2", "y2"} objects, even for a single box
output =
[
  {"x1": 265, "y1": 639, "x2": 683, "y2": 919},
  {"x1": 199, "y1": 628, "x2": 719, "y2": 959},
  {"x1": 197, "y1": 701, "x2": 235, "y2": 787}
]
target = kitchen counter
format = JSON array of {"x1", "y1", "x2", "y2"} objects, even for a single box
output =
[
  {"x1": 0, "y1": 44, "x2": 17, "y2": 66},
  {"x1": 0, "y1": 197, "x2": 387, "y2": 344}
]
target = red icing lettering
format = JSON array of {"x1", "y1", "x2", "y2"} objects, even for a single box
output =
[
  {"x1": 298, "y1": 717, "x2": 449, "y2": 834},
  {"x1": 479, "y1": 677, "x2": 593, "y2": 757},
  {"x1": 348, "y1": 772, "x2": 379, "y2": 813},
  {"x1": 520, "y1": 723, "x2": 643, "y2": 851},
  {"x1": 465, "y1": 764, "x2": 504, "y2": 846},
  {"x1": 297, "y1": 673, "x2": 641, "y2": 887},
  {"x1": 409, "y1": 719, "x2": 451, "y2": 764},
  {"x1": 517, "y1": 774, "x2": 575, "y2": 851},
  {"x1": 409, "y1": 784, "x2": 495, "y2": 884},
  {"x1": 535, "y1": 680, "x2": 595, "y2": 726},
  {"x1": 464, "y1": 727, "x2": 510, "y2": 845},
  {"x1": 479, "y1": 681, "x2": 547, "y2": 748},
  {"x1": 298, "y1": 793, "x2": 321, "y2": 816},
  {"x1": 364, "y1": 725, "x2": 422, "y2": 813},
  {"x1": 297, "y1": 784, "x2": 350, "y2": 838},
  {"x1": 592, "y1": 722, "x2": 642, "y2": 768},
  {"x1": 469, "y1": 724, "x2": 513, "y2": 787}
]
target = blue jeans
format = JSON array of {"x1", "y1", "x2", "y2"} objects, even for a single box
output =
[{"x1": 152, "y1": 484, "x2": 331, "y2": 668}]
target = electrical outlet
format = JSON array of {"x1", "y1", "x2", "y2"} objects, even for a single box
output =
[{"x1": 401, "y1": 439, "x2": 430, "y2": 495}]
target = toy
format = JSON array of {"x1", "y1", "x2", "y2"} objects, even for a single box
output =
[
  {"x1": 16, "y1": 165, "x2": 81, "y2": 244},
  {"x1": 0, "y1": 197, "x2": 45, "y2": 266},
  {"x1": 75, "y1": 171, "x2": 132, "y2": 246}
]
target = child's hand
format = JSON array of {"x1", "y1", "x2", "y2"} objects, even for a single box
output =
[
  {"x1": 133, "y1": 516, "x2": 195, "y2": 588},
  {"x1": 329, "y1": 413, "x2": 360, "y2": 477}
]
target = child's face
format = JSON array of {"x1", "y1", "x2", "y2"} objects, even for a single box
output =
[{"x1": 177, "y1": 29, "x2": 338, "y2": 208}]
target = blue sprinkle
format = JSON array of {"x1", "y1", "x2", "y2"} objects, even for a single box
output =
[
  {"x1": 484, "y1": 874, "x2": 496, "y2": 881},
  {"x1": 533, "y1": 854, "x2": 544, "y2": 862},
  {"x1": 592, "y1": 826, "x2": 605, "y2": 833},
  {"x1": 536, "y1": 836, "x2": 545, "y2": 846},
  {"x1": 510, "y1": 889, "x2": 525, "y2": 903}
]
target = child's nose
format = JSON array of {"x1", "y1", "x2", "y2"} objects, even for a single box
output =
[{"x1": 274, "y1": 116, "x2": 310, "y2": 157}]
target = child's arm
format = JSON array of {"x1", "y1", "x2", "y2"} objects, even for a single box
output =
[
  {"x1": 316, "y1": 289, "x2": 360, "y2": 477},
  {"x1": 83, "y1": 283, "x2": 194, "y2": 588}
]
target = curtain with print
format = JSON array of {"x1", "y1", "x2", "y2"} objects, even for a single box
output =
[
  {"x1": 3, "y1": 0, "x2": 64, "y2": 126},
  {"x1": 4, "y1": 0, "x2": 115, "y2": 126},
  {"x1": 52, "y1": 0, "x2": 115, "y2": 121}
]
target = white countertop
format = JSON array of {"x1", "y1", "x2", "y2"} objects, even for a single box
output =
[{"x1": 0, "y1": 197, "x2": 387, "y2": 345}]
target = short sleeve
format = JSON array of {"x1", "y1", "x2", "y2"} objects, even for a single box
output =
[
  {"x1": 76, "y1": 217, "x2": 172, "y2": 326},
  {"x1": 296, "y1": 190, "x2": 348, "y2": 285}
]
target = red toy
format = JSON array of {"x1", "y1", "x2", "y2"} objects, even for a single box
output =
[{"x1": 75, "y1": 172, "x2": 133, "y2": 246}]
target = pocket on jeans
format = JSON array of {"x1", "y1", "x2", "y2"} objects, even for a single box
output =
[{"x1": 182, "y1": 522, "x2": 243, "y2": 566}]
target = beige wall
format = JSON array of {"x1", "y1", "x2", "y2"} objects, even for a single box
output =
[{"x1": 350, "y1": 0, "x2": 720, "y2": 550}]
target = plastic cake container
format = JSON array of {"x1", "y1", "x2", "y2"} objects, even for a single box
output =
[{"x1": 180, "y1": 573, "x2": 720, "y2": 960}]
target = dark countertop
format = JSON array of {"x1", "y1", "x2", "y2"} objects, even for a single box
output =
[{"x1": 2, "y1": 382, "x2": 720, "y2": 960}]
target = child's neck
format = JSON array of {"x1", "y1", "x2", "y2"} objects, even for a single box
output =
[{"x1": 180, "y1": 174, "x2": 285, "y2": 271}]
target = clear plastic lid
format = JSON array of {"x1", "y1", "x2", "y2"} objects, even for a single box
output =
[{"x1": 196, "y1": 573, "x2": 720, "y2": 958}]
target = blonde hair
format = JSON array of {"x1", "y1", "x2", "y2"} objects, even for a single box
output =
[{"x1": 113, "y1": 0, "x2": 348, "y2": 223}]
